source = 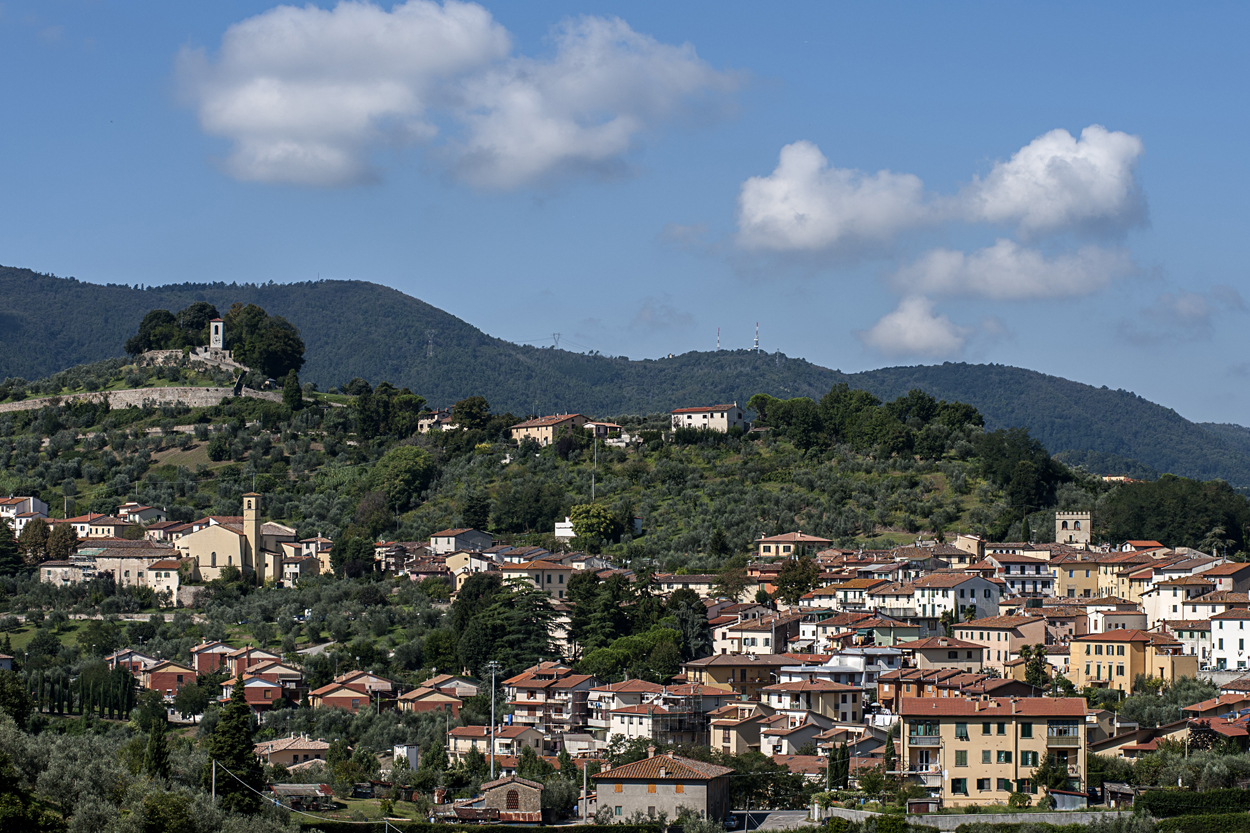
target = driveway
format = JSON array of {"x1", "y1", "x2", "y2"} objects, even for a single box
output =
[{"x1": 732, "y1": 810, "x2": 811, "y2": 831}]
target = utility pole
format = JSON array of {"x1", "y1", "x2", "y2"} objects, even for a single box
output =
[
  {"x1": 592, "y1": 437, "x2": 597, "y2": 501},
  {"x1": 582, "y1": 757, "x2": 588, "y2": 820},
  {"x1": 485, "y1": 661, "x2": 502, "y2": 780},
  {"x1": 212, "y1": 759, "x2": 216, "y2": 802}
]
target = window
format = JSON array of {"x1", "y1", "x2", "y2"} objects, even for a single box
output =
[
  {"x1": 1117, "y1": 645, "x2": 1125, "y2": 656},
  {"x1": 1021, "y1": 751, "x2": 1038, "y2": 766},
  {"x1": 676, "y1": 785, "x2": 684, "y2": 794},
  {"x1": 615, "y1": 807, "x2": 622, "y2": 816},
  {"x1": 982, "y1": 723, "x2": 991, "y2": 735},
  {"x1": 955, "y1": 750, "x2": 967, "y2": 767},
  {"x1": 1117, "y1": 665, "x2": 1125, "y2": 677},
  {"x1": 648, "y1": 784, "x2": 656, "y2": 794},
  {"x1": 1095, "y1": 645, "x2": 1103, "y2": 655},
  {"x1": 997, "y1": 722, "x2": 1006, "y2": 736},
  {"x1": 977, "y1": 778, "x2": 991, "y2": 791},
  {"x1": 955, "y1": 723, "x2": 968, "y2": 740},
  {"x1": 982, "y1": 750, "x2": 991, "y2": 764},
  {"x1": 506, "y1": 791, "x2": 519, "y2": 810},
  {"x1": 614, "y1": 784, "x2": 622, "y2": 793},
  {"x1": 949, "y1": 651, "x2": 959, "y2": 660},
  {"x1": 952, "y1": 778, "x2": 968, "y2": 795},
  {"x1": 1020, "y1": 723, "x2": 1032, "y2": 738},
  {"x1": 998, "y1": 778, "x2": 1012, "y2": 792},
  {"x1": 997, "y1": 751, "x2": 1012, "y2": 763}
]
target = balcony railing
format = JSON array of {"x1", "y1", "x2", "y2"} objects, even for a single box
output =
[
  {"x1": 908, "y1": 735, "x2": 940, "y2": 746},
  {"x1": 1046, "y1": 734, "x2": 1081, "y2": 747}
]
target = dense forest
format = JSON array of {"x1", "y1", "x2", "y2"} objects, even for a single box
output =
[{"x1": 4, "y1": 266, "x2": 1250, "y2": 486}]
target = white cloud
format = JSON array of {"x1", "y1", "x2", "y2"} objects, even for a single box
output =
[
  {"x1": 961, "y1": 125, "x2": 1146, "y2": 236},
  {"x1": 178, "y1": 1, "x2": 735, "y2": 188},
  {"x1": 452, "y1": 16, "x2": 738, "y2": 189},
  {"x1": 892, "y1": 239, "x2": 1134, "y2": 301},
  {"x1": 858, "y1": 296, "x2": 970, "y2": 358},
  {"x1": 736, "y1": 141, "x2": 929, "y2": 253},
  {"x1": 1120, "y1": 285, "x2": 1246, "y2": 343}
]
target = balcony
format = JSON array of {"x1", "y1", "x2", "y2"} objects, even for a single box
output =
[
  {"x1": 1046, "y1": 734, "x2": 1081, "y2": 747},
  {"x1": 908, "y1": 734, "x2": 940, "y2": 746}
]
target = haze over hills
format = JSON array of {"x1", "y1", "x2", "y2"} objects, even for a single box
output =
[{"x1": 3, "y1": 264, "x2": 1250, "y2": 487}]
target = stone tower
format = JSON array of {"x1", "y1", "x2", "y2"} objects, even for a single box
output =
[
  {"x1": 243, "y1": 492, "x2": 262, "y2": 582},
  {"x1": 1056, "y1": 511, "x2": 1091, "y2": 547},
  {"x1": 210, "y1": 318, "x2": 224, "y2": 350}
]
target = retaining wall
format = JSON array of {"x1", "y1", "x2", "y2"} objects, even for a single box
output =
[
  {"x1": 0, "y1": 386, "x2": 282, "y2": 414},
  {"x1": 818, "y1": 807, "x2": 1127, "y2": 830}
]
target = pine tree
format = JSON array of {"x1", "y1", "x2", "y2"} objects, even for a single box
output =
[
  {"x1": 202, "y1": 682, "x2": 264, "y2": 812},
  {"x1": 145, "y1": 722, "x2": 171, "y2": 779},
  {"x1": 0, "y1": 520, "x2": 23, "y2": 578}
]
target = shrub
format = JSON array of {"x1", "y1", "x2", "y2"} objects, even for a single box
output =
[
  {"x1": 1156, "y1": 814, "x2": 1250, "y2": 833},
  {"x1": 1138, "y1": 788, "x2": 1250, "y2": 817}
]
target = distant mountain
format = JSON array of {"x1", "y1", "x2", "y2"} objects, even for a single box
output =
[{"x1": 3, "y1": 264, "x2": 1249, "y2": 486}]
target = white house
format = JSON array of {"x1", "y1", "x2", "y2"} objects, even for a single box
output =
[
  {"x1": 1140, "y1": 577, "x2": 1217, "y2": 628},
  {"x1": 1210, "y1": 610, "x2": 1250, "y2": 671},
  {"x1": 907, "y1": 574, "x2": 1000, "y2": 621},
  {"x1": 430, "y1": 528, "x2": 492, "y2": 554},
  {"x1": 670, "y1": 403, "x2": 746, "y2": 433}
]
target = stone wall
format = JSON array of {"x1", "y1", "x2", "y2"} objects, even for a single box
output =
[
  {"x1": 0, "y1": 386, "x2": 282, "y2": 414},
  {"x1": 817, "y1": 806, "x2": 1128, "y2": 830}
]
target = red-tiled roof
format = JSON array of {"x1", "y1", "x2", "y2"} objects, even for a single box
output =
[
  {"x1": 963, "y1": 615, "x2": 1044, "y2": 629},
  {"x1": 899, "y1": 636, "x2": 983, "y2": 651},
  {"x1": 901, "y1": 697, "x2": 1087, "y2": 717},
  {"x1": 672, "y1": 404, "x2": 739, "y2": 414},
  {"x1": 511, "y1": 414, "x2": 586, "y2": 429},
  {"x1": 594, "y1": 754, "x2": 733, "y2": 781}
]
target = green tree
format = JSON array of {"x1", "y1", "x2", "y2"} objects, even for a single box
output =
[
  {"x1": 714, "y1": 565, "x2": 749, "y2": 601},
  {"x1": 461, "y1": 489, "x2": 491, "y2": 531},
  {"x1": 569, "y1": 503, "x2": 621, "y2": 543},
  {"x1": 45, "y1": 523, "x2": 78, "y2": 562},
  {"x1": 1019, "y1": 643, "x2": 1050, "y2": 687},
  {"x1": 201, "y1": 681, "x2": 265, "y2": 812},
  {"x1": 282, "y1": 370, "x2": 302, "y2": 410},
  {"x1": 0, "y1": 521, "x2": 22, "y2": 578},
  {"x1": 0, "y1": 670, "x2": 35, "y2": 727},
  {"x1": 370, "y1": 445, "x2": 437, "y2": 511},
  {"x1": 207, "y1": 433, "x2": 230, "y2": 462},
  {"x1": 173, "y1": 682, "x2": 210, "y2": 719},
  {"x1": 1031, "y1": 751, "x2": 1070, "y2": 797},
  {"x1": 145, "y1": 722, "x2": 171, "y2": 779},
  {"x1": 16, "y1": 518, "x2": 48, "y2": 565},
  {"x1": 451, "y1": 396, "x2": 491, "y2": 430},
  {"x1": 773, "y1": 557, "x2": 820, "y2": 606}
]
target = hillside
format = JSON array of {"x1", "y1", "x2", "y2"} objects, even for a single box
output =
[{"x1": 4, "y1": 265, "x2": 1250, "y2": 486}]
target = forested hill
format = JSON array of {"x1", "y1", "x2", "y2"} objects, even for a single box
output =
[{"x1": 4, "y1": 265, "x2": 1250, "y2": 486}]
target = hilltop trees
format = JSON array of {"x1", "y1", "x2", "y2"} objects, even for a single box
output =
[
  {"x1": 125, "y1": 301, "x2": 221, "y2": 355},
  {"x1": 124, "y1": 300, "x2": 305, "y2": 379}
]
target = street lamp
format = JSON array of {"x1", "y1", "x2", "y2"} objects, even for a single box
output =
[{"x1": 484, "y1": 661, "x2": 503, "y2": 780}]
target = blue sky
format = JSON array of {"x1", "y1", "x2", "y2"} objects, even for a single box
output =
[{"x1": 2, "y1": 2, "x2": 1248, "y2": 423}]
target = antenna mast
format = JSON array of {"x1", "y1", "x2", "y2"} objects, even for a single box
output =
[
  {"x1": 717, "y1": 327, "x2": 720, "y2": 351},
  {"x1": 754, "y1": 322, "x2": 759, "y2": 353}
]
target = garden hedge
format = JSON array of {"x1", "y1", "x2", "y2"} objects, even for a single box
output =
[
  {"x1": 1157, "y1": 814, "x2": 1250, "y2": 833},
  {"x1": 1138, "y1": 789, "x2": 1250, "y2": 817}
]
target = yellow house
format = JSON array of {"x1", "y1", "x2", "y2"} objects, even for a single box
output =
[
  {"x1": 682, "y1": 654, "x2": 793, "y2": 701},
  {"x1": 898, "y1": 696, "x2": 1088, "y2": 806},
  {"x1": 500, "y1": 560, "x2": 575, "y2": 600},
  {"x1": 173, "y1": 493, "x2": 280, "y2": 585},
  {"x1": 1052, "y1": 554, "x2": 1101, "y2": 600},
  {"x1": 1069, "y1": 630, "x2": 1198, "y2": 692},
  {"x1": 510, "y1": 414, "x2": 588, "y2": 447}
]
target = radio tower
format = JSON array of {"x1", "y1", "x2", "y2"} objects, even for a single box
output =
[
  {"x1": 717, "y1": 327, "x2": 720, "y2": 351},
  {"x1": 754, "y1": 322, "x2": 759, "y2": 353},
  {"x1": 426, "y1": 330, "x2": 435, "y2": 358}
]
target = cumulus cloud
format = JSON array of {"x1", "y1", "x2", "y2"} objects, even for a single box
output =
[
  {"x1": 734, "y1": 125, "x2": 1146, "y2": 256},
  {"x1": 452, "y1": 16, "x2": 738, "y2": 189},
  {"x1": 891, "y1": 239, "x2": 1134, "y2": 301},
  {"x1": 961, "y1": 125, "x2": 1146, "y2": 237},
  {"x1": 736, "y1": 140, "x2": 929, "y2": 253},
  {"x1": 857, "y1": 296, "x2": 971, "y2": 358},
  {"x1": 178, "y1": 1, "x2": 736, "y2": 187}
]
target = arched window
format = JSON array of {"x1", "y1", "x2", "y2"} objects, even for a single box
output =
[
  {"x1": 506, "y1": 790, "x2": 519, "y2": 810},
  {"x1": 1061, "y1": 521, "x2": 1068, "y2": 530},
  {"x1": 1074, "y1": 521, "x2": 1082, "y2": 530},
  {"x1": 211, "y1": 552, "x2": 217, "y2": 567}
]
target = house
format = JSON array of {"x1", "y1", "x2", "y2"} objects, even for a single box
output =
[
  {"x1": 144, "y1": 559, "x2": 182, "y2": 599},
  {"x1": 0, "y1": 496, "x2": 49, "y2": 521},
  {"x1": 0, "y1": 654, "x2": 11, "y2": 672},
  {"x1": 174, "y1": 495, "x2": 283, "y2": 585},
  {"x1": 759, "y1": 712, "x2": 833, "y2": 756},
  {"x1": 430, "y1": 528, "x2": 493, "y2": 555},
  {"x1": 682, "y1": 654, "x2": 795, "y2": 701},
  {"x1": 254, "y1": 734, "x2": 331, "y2": 767},
  {"x1": 447, "y1": 725, "x2": 546, "y2": 760},
  {"x1": 501, "y1": 560, "x2": 575, "y2": 600},
  {"x1": 984, "y1": 554, "x2": 1054, "y2": 597},
  {"x1": 594, "y1": 752, "x2": 733, "y2": 822},
  {"x1": 425, "y1": 674, "x2": 480, "y2": 699},
  {"x1": 760, "y1": 679, "x2": 864, "y2": 723},
  {"x1": 221, "y1": 675, "x2": 286, "y2": 712},
  {"x1": 480, "y1": 776, "x2": 544, "y2": 824},
  {"x1": 709, "y1": 702, "x2": 775, "y2": 755},
  {"x1": 39, "y1": 560, "x2": 94, "y2": 586},
  {"x1": 1141, "y1": 577, "x2": 1217, "y2": 628},
  {"x1": 900, "y1": 636, "x2": 985, "y2": 673},
  {"x1": 588, "y1": 680, "x2": 667, "y2": 738},
  {"x1": 510, "y1": 414, "x2": 589, "y2": 447},
  {"x1": 226, "y1": 646, "x2": 283, "y2": 676},
  {"x1": 503, "y1": 662, "x2": 594, "y2": 735},
  {"x1": 191, "y1": 640, "x2": 234, "y2": 674},
  {"x1": 106, "y1": 648, "x2": 159, "y2": 674},
  {"x1": 1163, "y1": 620, "x2": 1212, "y2": 663},
  {"x1": 308, "y1": 683, "x2": 377, "y2": 713},
  {"x1": 1181, "y1": 692, "x2": 1250, "y2": 720},
  {"x1": 141, "y1": 661, "x2": 196, "y2": 697},
  {"x1": 1070, "y1": 630, "x2": 1197, "y2": 691},
  {"x1": 876, "y1": 669, "x2": 992, "y2": 713},
  {"x1": 1052, "y1": 555, "x2": 1102, "y2": 599},
  {"x1": 953, "y1": 616, "x2": 1046, "y2": 674},
  {"x1": 89, "y1": 542, "x2": 179, "y2": 588},
  {"x1": 898, "y1": 696, "x2": 1088, "y2": 807},
  {"x1": 282, "y1": 555, "x2": 320, "y2": 584},
  {"x1": 655, "y1": 573, "x2": 719, "y2": 597},
  {"x1": 117, "y1": 503, "x2": 167, "y2": 524},
  {"x1": 418, "y1": 410, "x2": 457, "y2": 433},
  {"x1": 398, "y1": 686, "x2": 462, "y2": 716},
  {"x1": 1202, "y1": 562, "x2": 1250, "y2": 594},
  {"x1": 755, "y1": 533, "x2": 832, "y2": 559},
  {"x1": 909, "y1": 574, "x2": 1000, "y2": 621},
  {"x1": 670, "y1": 404, "x2": 746, "y2": 434},
  {"x1": 86, "y1": 516, "x2": 134, "y2": 538},
  {"x1": 713, "y1": 613, "x2": 803, "y2": 655},
  {"x1": 1210, "y1": 609, "x2": 1250, "y2": 671}
]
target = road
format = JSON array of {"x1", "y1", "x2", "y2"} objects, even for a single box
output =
[{"x1": 729, "y1": 810, "x2": 811, "y2": 831}]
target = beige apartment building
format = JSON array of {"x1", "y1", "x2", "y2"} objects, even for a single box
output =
[
  {"x1": 1069, "y1": 630, "x2": 1197, "y2": 692},
  {"x1": 898, "y1": 696, "x2": 1088, "y2": 807},
  {"x1": 509, "y1": 414, "x2": 588, "y2": 447},
  {"x1": 953, "y1": 615, "x2": 1046, "y2": 674}
]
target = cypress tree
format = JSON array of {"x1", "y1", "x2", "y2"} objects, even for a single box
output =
[
  {"x1": 202, "y1": 682, "x2": 264, "y2": 812},
  {"x1": 145, "y1": 722, "x2": 171, "y2": 779}
]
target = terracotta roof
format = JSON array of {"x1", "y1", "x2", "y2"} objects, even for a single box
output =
[
  {"x1": 432, "y1": 528, "x2": 476, "y2": 537},
  {"x1": 1202, "y1": 563, "x2": 1250, "y2": 576},
  {"x1": 1073, "y1": 629, "x2": 1181, "y2": 645},
  {"x1": 963, "y1": 615, "x2": 1044, "y2": 629},
  {"x1": 671, "y1": 404, "x2": 739, "y2": 414},
  {"x1": 761, "y1": 680, "x2": 858, "y2": 693},
  {"x1": 611, "y1": 704, "x2": 671, "y2": 715},
  {"x1": 591, "y1": 680, "x2": 666, "y2": 694},
  {"x1": 756, "y1": 532, "x2": 833, "y2": 545},
  {"x1": 511, "y1": 414, "x2": 585, "y2": 429},
  {"x1": 1165, "y1": 620, "x2": 1212, "y2": 631},
  {"x1": 899, "y1": 636, "x2": 982, "y2": 651},
  {"x1": 901, "y1": 697, "x2": 1087, "y2": 717},
  {"x1": 1212, "y1": 609, "x2": 1250, "y2": 620},
  {"x1": 145, "y1": 559, "x2": 182, "y2": 570},
  {"x1": 594, "y1": 754, "x2": 733, "y2": 781}
]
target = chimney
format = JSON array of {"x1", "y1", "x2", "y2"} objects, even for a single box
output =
[{"x1": 647, "y1": 745, "x2": 657, "y2": 758}]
